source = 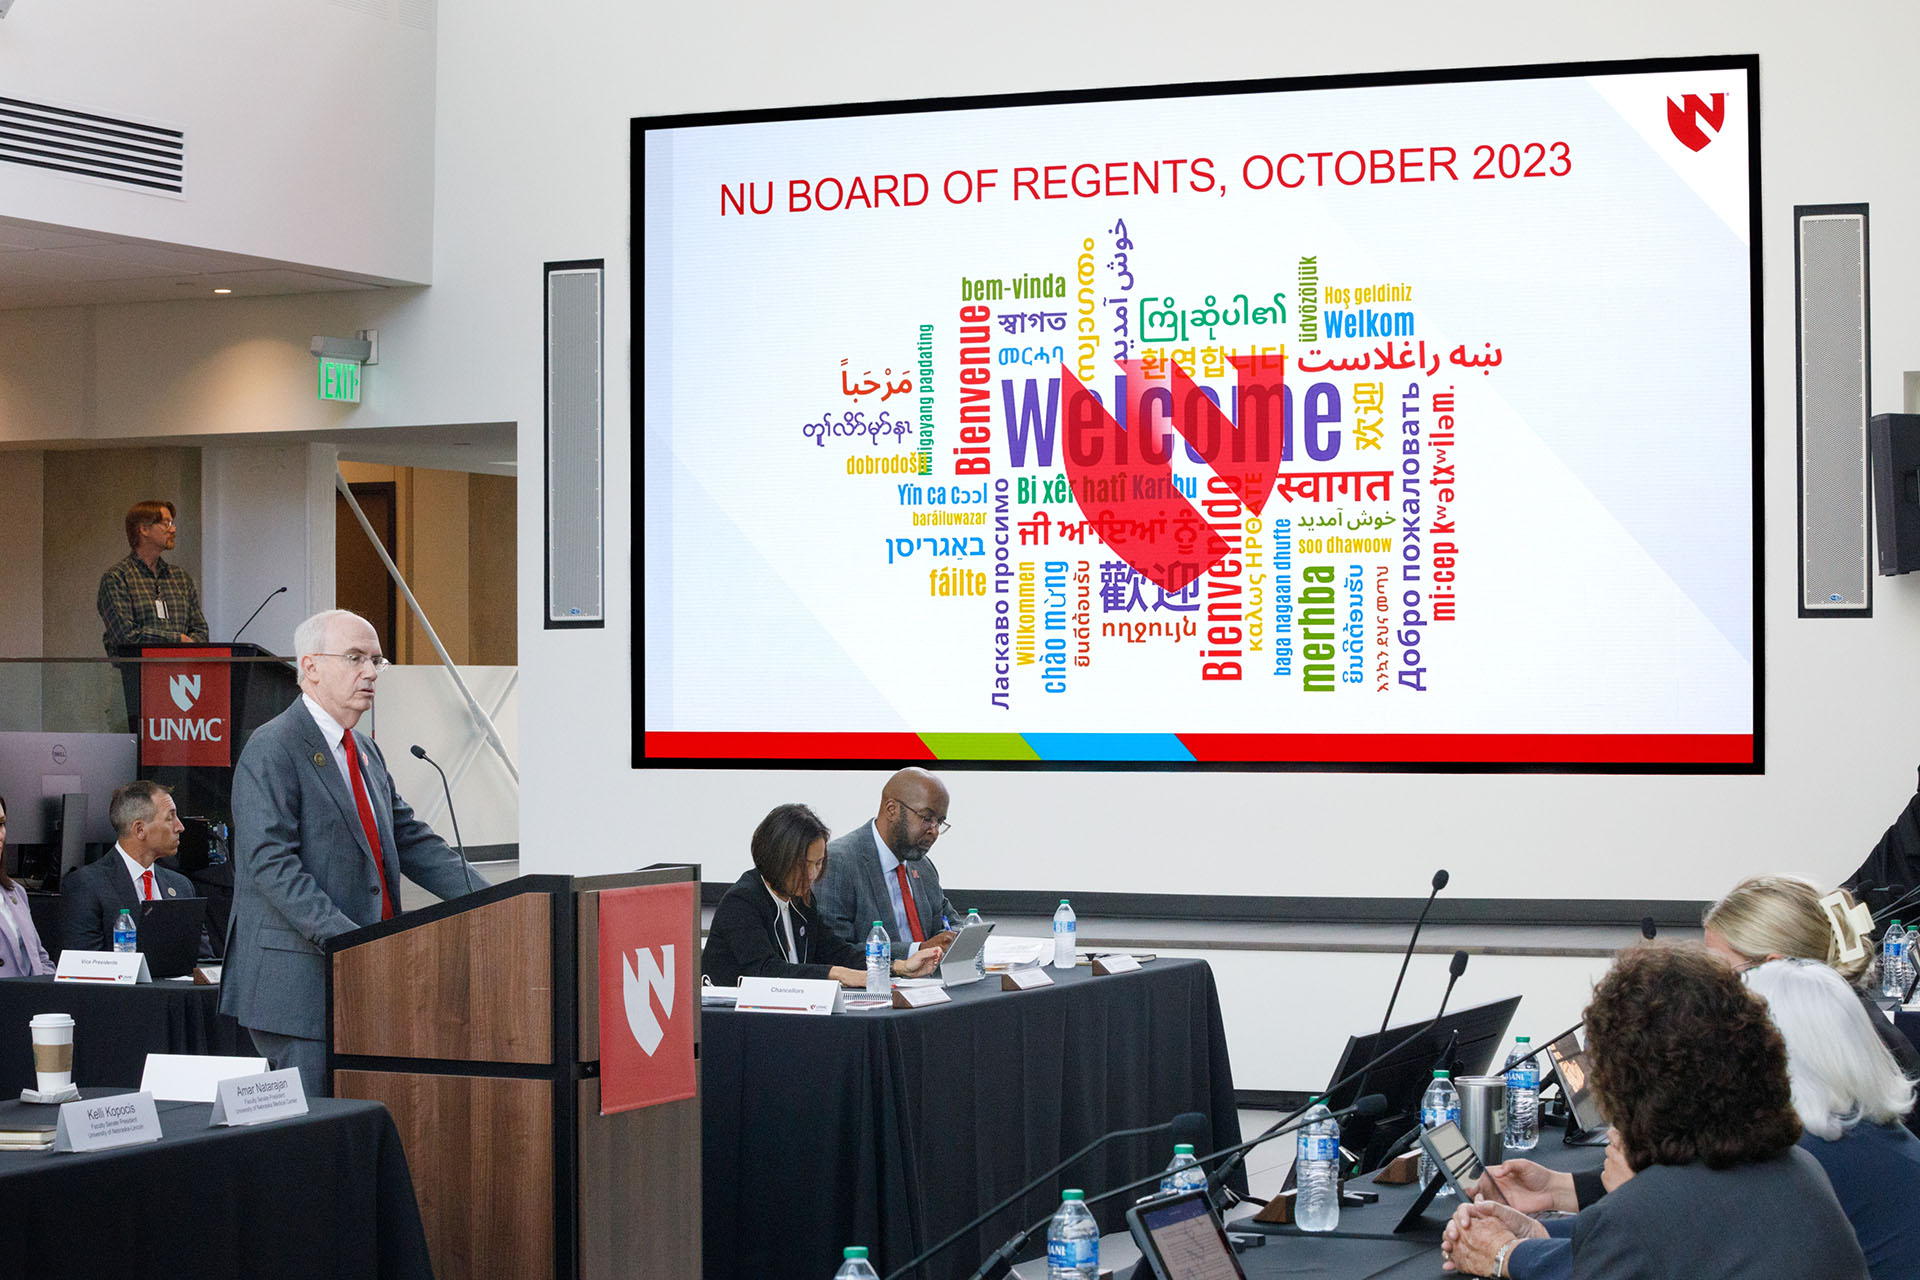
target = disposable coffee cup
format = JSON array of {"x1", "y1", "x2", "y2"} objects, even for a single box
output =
[{"x1": 29, "y1": 1012, "x2": 74, "y2": 1094}]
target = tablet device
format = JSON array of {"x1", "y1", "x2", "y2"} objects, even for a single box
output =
[
  {"x1": 1417, "y1": 1119, "x2": 1485, "y2": 1199},
  {"x1": 1124, "y1": 1188, "x2": 1247, "y2": 1280},
  {"x1": 137, "y1": 897, "x2": 208, "y2": 979},
  {"x1": 1544, "y1": 1033, "x2": 1607, "y2": 1133},
  {"x1": 935, "y1": 920, "x2": 996, "y2": 986}
]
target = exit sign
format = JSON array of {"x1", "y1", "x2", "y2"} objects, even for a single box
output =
[{"x1": 318, "y1": 356, "x2": 361, "y2": 403}]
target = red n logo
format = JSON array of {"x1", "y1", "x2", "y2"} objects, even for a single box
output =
[{"x1": 1667, "y1": 93, "x2": 1726, "y2": 152}]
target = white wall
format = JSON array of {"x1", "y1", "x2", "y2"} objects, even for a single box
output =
[
  {"x1": 5, "y1": 0, "x2": 1920, "y2": 1087},
  {"x1": 201, "y1": 443, "x2": 338, "y2": 653},
  {"x1": 0, "y1": 0, "x2": 436, "y2": 282}
]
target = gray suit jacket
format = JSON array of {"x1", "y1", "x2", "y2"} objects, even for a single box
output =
[
  {"x1": 814, "y1": 823, "x2": 959, "y2": 959},
  {"x1": 219, "y1": 697, "x2": 478, "y2": 1040},
  {"x1": 57, "y1": 851, "x2": 196, "y2": 954}
]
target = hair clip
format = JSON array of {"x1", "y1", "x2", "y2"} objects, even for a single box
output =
[{"x1": 1820, "y1": 890, "x2": 1874, "y2": 964}]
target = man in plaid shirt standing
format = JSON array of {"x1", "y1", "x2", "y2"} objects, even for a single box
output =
[{"x1": 98, "y1": 499, "x2": 209, "y2": 652}]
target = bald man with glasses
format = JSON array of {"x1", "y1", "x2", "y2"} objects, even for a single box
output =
[{"x1": 814, "y1": 768, "x2": 961, "y2": 960}]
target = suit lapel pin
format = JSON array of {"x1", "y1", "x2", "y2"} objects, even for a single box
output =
[
  {"x1": 313, "y1": 752, "x2": 327, "y2": 768},
  {"x1": 166, "y1": 886, "x2": 177, "y2": 897}
]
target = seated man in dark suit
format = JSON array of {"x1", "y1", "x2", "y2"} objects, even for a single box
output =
[
  {"x1": 814, "y1": 767, "x2": 960, "y2": 959},
  {"x1": 58, "y1": 779, "x2": 197, "y2": 952}
]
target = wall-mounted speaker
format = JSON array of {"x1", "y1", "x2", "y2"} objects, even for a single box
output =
[
  {"x1": 1795, "y1": 204, "x2": 1871, "y2": 616},
  {"x1": 545, "y1": 260, "x2": 605, "y2": 629},
  {"x1": 1869, "y1": 414, "x2": 1920, "y2": 575}
]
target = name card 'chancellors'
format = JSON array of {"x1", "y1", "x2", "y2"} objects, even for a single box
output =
[
  {"x1": 54, "y1": 950, "x2": 152, "y2": 984},
  {"x1": 209, "y1": 1067, "x2": 309, "y2": 1127},
  {"x1": 734, "y1": 976, "x2": 841, "y2": 1016},
  {"x1": 52, "y1": 1091, "x2": 163, "y2": 1153}
]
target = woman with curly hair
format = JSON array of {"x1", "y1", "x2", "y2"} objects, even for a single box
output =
[{"x1": 1443, "y1": 943, "x2": 1867, "y2": 1279}]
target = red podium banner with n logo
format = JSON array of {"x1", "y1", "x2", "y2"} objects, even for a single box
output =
[
  {"x1": 139, "y1": 646, "x2": 233, "y2": 767},
  {"x1": 597, "y1": 881, "x2": 697, "y2": 1115}
]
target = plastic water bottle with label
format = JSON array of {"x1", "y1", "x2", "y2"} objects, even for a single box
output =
[
  {"x1": 112, "y1": 908, "x2": 138, "y2": 954},
  {"x1": 1419, "y1": 1070, "x2": 1461, "y2": 1195},
  {"x1": 966, "y1": 907, "x2": 986, "y2": 980},
  {"x1": 1045, "y1": 1188, "x2": 1099, "y2": 1280},
  {"x1": 1052, "y1": 900, "x2": 1076, "y2": 969},
  {"x1": 1885, "y1": 922, "x2": 1910, "y2": 998},
  {"x1": 865, "y1": 921, "x2": 891, "y2": 997},
  {"x1": 1296, "y1": 1102, "x2": 1341, "y2": 1232},
  {"x1": 1158, "y1": 1142, "x2": 1205, "y2": 1195},
  {"x1": 1504, "y1": 1036, "x2": 1539, "y2": 1150},
  {"x1": 833, "y1": 1246, "x2": 880, "y2": 1279}
]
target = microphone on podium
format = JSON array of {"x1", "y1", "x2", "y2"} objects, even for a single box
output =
[
  {"x1": 1642, "y1": 916, "x2": 1658, "y2": 940},
  {"x1": 230, "y1": 585, "x2": 287, "y2": 644},
  {"x1": 411, "y1": 743, "x2": 483, "y2": 896}
]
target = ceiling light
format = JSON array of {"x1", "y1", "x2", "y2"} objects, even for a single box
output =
[{"x1": 213, "y1": 288, "x2": 232, "y2": 295}]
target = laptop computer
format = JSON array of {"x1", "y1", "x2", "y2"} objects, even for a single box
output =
[
  {"x1": 935, "y1": 920, "x2": 995, "y2": 985},
  {"x1": 137, "y1": 897, "x2": 208, "y2": 979},
  {"x1": 1125, "y1": 1187, "x2": 1247, "y2": 1280}
]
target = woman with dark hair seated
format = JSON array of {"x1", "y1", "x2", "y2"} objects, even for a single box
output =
[
  {"x1": 702, "y1": 803, "x2": 941, "y2": 988},
  {"x1": 1443, "y1": 943, "x2": 1867, "y2": 1279}
]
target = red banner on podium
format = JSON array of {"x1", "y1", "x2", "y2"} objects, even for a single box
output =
[
  {"x1": 597, "y1": 882, "x2": 697, "y2": 1115},
  {"x1": 139, "y1": 647, "x2": 233, "y2": 767}
]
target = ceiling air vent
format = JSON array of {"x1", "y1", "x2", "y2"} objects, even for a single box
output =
[{"x1": 0, "y1": 95, "x2": 184, "y2": 195}]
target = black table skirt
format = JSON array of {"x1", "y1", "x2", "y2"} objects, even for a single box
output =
[
  {"x1": 0, "y1": 974, "x2": 245, "y2": 1095},
  {"x1": 1237, "y1": 1234, "x2": 1436, "y2": 1279},
  {"x1": 702, "y1": 958, "x2": 1243, "y2": 1280},
  {"x1": 0, "y1": 1093, "x2": 431, "y2": 1279}
]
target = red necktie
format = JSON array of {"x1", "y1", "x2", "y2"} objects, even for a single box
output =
[
  {"x1": 340, "y1": 730, "x2": 396, "y2": 921},
  {"x1": 894, "y1": 864, "x2": 925, "y2": 943},
  {"x1": 140, "y1": 869, "x2": 155, "y2": 901}
]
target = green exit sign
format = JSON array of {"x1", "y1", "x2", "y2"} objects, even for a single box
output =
[{"x1": 318, "y1": 356, "x2": 361, "y2": 403}]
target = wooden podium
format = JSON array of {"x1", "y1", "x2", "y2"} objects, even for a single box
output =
[{"x1": 326, "y1": 867, "x2": 701, "y2": 1280}]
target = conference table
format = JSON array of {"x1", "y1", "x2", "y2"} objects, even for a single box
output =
[
  {"x1": 0, "y1": 1090, "x2": 432, "y2": 1279},
  {"x1": 702, "y1": 957, "x2": 1243, "y2": 1280},
  {"x1": 0, "y1": 974, "x2": 245, "y2": 1095}
]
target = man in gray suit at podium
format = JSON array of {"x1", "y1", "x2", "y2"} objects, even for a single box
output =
[
  {"x1": 815, "y1": 768, "x2": 960, "y2": 960},
  {"x1": 220, "y1": 608, "x2": 481, "y2": 1095}
]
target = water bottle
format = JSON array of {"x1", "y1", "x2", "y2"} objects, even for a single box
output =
[
  {"x1": 1295, "y1": 1103, "x2": 1341, "y2": 1232},
  {"x1": 1504, "y1": 1037, "x2": 1539, "y2": 1151},
  {"x1": 1045, "y1": 1188, "x2": 1099, "y2": 1280},
  {"x1": 1419, "y1": 1070, "x2": 1461, "y2": 1196},
  {"x1": 833, "y1": 1246, "x2": 880, "y2": 1280},
  {"x1": 966, "y1": 907, "x2": 987, "y2": 979},
  {"x1": 1885, "y1": 922, "x2": 1909, "y2": 998},
  {"x1": 865, "y1": 921, "x2": 891, "y2": 996},
  {"x1": 1052, "y1": 900, "x2": 1077, "y2": 969},
  {"x1": 112, "y1": 908, "x2": 137, "y2": 954},
  {"x1": 1158, "y1": 1142, "x2": 1205, "y2": 1195}
]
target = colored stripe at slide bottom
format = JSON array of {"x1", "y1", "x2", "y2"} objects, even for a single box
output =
[{"x1": 1176, "y1": 733, "x2": 1754, "y2": 765}]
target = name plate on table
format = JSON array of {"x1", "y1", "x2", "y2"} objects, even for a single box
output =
[
  {"x1": 891, "y1": 985, "x2": 952, "y2": 1009},
  {"x1": 210, "y1": 1068, "x2": 309, "y2": 1127},
  {"x1": 52, "y1": 1091, "x2": 162, "y2": 1153},
  {"x1": 735, "y1": 976, "x2": 841, "y2": 1016},
  {"x1": 1002, "y1": 968, "x2": 1054, "y2": 990},
  {"x1": 1091, "y1": 954, "x2": 1142, "y2": 976},
  {"x1": 55, "y1": 950, "x2": 152, "y2": 984}
]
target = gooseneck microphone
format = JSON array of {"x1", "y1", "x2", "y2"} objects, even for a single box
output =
[
  {"x1": 883, "y1": 1111, "x2": 1208, "y2": 1280},
  {"x1": 1208, "y1": 950, "x2": 1471, "y2": 1206},
  {"x1": 411, "y1": 743, "x2": 483, "y2": 896},
  {"x1": 1504, "y1": 1019, "x2": 1585, "y2": 1072},
  {"x1": 230, "y1": 585, "x2": 287, "y2": 644},
  {"x1": 1641, "y1": 916, "x2": 1657, "y2": 940},
  {"x1": 1353, "y1": 869, "x2": 1450, "y2": 1105},
  {"x1": 962, "y1": 1096, "x2": 1391, "y2": 1280}
]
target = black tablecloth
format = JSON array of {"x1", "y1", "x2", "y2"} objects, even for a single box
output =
[
  {"x1": 0, "y1": 974, "x2": 245, "y2": 1095},
  {"x1": 1236, "y1": 1234, "x2": 1436, "y2": 1278},
  {"x1": 702, "y1": 958, "x2": 1242, "y2": 1280},
  {"x1": 0, "y1": 1092, "x2": 431, "y2": 1279}
]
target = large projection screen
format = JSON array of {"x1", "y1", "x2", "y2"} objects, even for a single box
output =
[{"x1": 638, "y1": 56, "x2": 1762, "y2": 772}]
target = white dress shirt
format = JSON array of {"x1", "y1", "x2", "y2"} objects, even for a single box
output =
[
  {"x1": 871, "y1": 821, "x2": 917, "y2": 944},
  {"x1": 117, "y1": 843, "x2": 162, "y2": 900},
  {"x1": 761, "y1": 877, "x2": 798, "y2": 963}
]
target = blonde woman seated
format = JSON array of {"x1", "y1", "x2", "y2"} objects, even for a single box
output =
[
  {"x1": 1746, "y1": 958, "x2": 1920, "y2": 1280},
  {"x1": 1703, "y1": 874, "x2": 1920, "y2": 1134}
]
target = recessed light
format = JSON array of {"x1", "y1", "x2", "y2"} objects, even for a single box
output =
[{"x1": 213, "y1": 288, "x2": 232, "y2": 295}]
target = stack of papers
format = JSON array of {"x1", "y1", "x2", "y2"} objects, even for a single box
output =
[
  {"x1": 983, "y1": 937, "x2": 1049, "y2": 970},
  {"x1": 0, "y1": 1108, "x2": 57, "y2": 1150}
]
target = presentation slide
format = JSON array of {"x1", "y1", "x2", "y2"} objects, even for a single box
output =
[{"x1": 638, "y1": 57, "x2": 1760, "y2": 771}]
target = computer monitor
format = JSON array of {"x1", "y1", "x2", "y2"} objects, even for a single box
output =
[
  {"x1": 0, "y1": 730, "x2": 137, "y2": 845},
  {"x1": 1318, "y1": 994, "x2": 1522, "y2": 1173}
]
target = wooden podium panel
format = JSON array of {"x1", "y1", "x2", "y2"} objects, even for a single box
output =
[
  {"x1": 333, "y1": 890, "x2": 552, "y2": 1063},
  {"x1": 577, "y1": 1077, "x2": 701, "y2": 1280},
  {"x1": 337, "y1": 1069, "x2": 555, "y2": 1280}
]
